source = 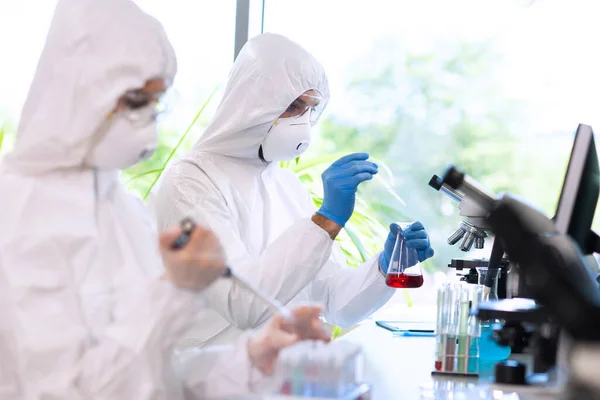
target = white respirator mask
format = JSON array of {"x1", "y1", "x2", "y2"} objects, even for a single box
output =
[
  {"x1": 84, "y1": 116, "x2": 158, "y2": 170},
  {"x1": 261, "y1": 110, "x2": 312, "y2": 162}
]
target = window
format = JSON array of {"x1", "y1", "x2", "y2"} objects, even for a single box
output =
[
  {"x1": 0, "y1": 0, "x2": 58, "y2": 148},
  {"x1": 124, "y1": 0, "x2": 238, "y2": 197},
  {"x1": 0, "y1": 1, "x2": 237, "y2": 201}
]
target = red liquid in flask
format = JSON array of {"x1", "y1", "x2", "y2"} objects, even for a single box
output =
[{"x1": 386, "y1": 273, "x2": 424, "y2": 288}]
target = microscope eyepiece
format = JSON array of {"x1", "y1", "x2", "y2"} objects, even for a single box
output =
[
  {"x1": 429, "y1": 175, "x2": 443, "y2": 190},
  {"x1": 442, "y1": 165, "x2": 465, "y2": 190}
]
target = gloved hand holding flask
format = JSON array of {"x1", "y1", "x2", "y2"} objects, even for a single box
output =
[
  {"x1": 316, "y1": 153, "x2": 379, "y2": 227},
  {"x1": 379, "y1": 222, "x2": 434, "y2": 288}
]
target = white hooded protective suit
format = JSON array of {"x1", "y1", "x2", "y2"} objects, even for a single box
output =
[
  {"x1": 0, "y1": 0, "x2": 264, "y2": 398},
  {"x1": 150, "y1": 33, "x2": 395, "y2": 348}
]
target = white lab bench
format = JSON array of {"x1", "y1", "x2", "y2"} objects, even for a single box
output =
[
  {"x1": 335, "y1": 321, "x2": 561, "y2": 399},
  {"x1": 239, "y1": 320, "x2": 563, "y2": 399},
  {"x1": 337, "y1": 321, "x2": 435, "y2": 399}
]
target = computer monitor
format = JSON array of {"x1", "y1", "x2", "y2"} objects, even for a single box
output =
[{"x1": 554, "y1": 124, "x2": 600, "y2": 254}]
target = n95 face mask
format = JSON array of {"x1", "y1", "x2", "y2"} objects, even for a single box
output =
[
  {"x1": 85, "y1": 116, "x2": 158, "y2": 170},
  {"x1": 261, "y1": 111, "x2": 312, "y2": 162}
]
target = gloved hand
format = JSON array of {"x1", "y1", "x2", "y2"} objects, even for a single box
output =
[
  {"x1": 379, "y1": 221, "x2": 435, "y2": 274},
  {"x1": 247, "y1": 305, "x2": 330, "y2": 375},
  {"x1": 316, "y1": 153, "x2": 378, "y2": 227}
]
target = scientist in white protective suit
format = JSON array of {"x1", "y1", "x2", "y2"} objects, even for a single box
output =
[
  {"x1": 0, "y1": 1, "x2": 331, "y2": 399},
  {"x1": 150, "y1": 33, "x2": 436, "y2": 348}
]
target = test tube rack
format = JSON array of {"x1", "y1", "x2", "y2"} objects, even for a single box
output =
[
  {"x1": 272, "y1": 340, "x2": 366, "y2": 398},
  {"x1": 432, "y1": 283, "x2": 482, "y2": 378},
  {"x1": 258, "y1": 383, "x2": 372, "y2": 399}
]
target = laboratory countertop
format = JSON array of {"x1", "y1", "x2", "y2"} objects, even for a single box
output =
[
  {"x1": 338, "y1": 320, "x2": 442, "y2": 399},
  {"x1": 337, "y1": 320, "x2": 560, "y2": 400}
]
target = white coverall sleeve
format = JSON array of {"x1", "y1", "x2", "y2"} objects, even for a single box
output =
[
  {"x1": 275, "y1": 173, "x2": 395, "y2": 329},
  {"x1": 154, "y1": 169, "x2": 334, "y2": 329},
  {"x1": 1, "y1": 237, "x2": 202, "y2": 399},
  {"x1": 178, "y1": 332, "x2": 271, "y2": 399},
  {"x1": 310, "y1": 248, "x2": 395, "y2": 328}
]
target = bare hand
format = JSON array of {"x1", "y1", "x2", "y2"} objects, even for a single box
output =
[
  {"x1": 247, "y1": 305, "x2": 330, "y2": 375},
  {"x1": 280, "y1": 305, "x2": 330, "y2": 342},
  {"x1": 159, "y1": 224, "x2": 226, "y2": 292}
]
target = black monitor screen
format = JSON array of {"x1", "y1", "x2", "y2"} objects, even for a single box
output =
[{"x1": 554, "y1": 124, "x2": 600, "y2": 253}]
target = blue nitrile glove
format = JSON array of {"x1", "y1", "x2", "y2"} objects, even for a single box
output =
[
  {"x1": 316, "y1": 153, "x2": 378, "y2": 227},
  {"x1": 379, "y1": 221, "x2": 435, "y2": 274}
]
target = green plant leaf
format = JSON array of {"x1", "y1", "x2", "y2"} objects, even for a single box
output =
[
  {"x1": 141, "y1": 86, "x2": 219, "y2": 200},
  {"x1": 351, "y1": 207, "x2": 386, "y2": 229},
  {"x1": 368, "y1": 202, "x2": 412, "y2": 222},
  {"x1": 288, "y1": 152, "x2": 349, "y2": 173},
  {"x1": 125, "y1": 168, "x2": 163, "y2": 183},
  {"x1": 343, "y1": 224, "x2": 370, "y2": 262},
  {"x1": 331, "y1": 326, "x2": 342, "y2": 340},
  {"x1": 0, "y1": 126, "x2": 4, "y2": 152},
  {"x1": 403, "y1": 289, "x2": 413, "y2": 307}
]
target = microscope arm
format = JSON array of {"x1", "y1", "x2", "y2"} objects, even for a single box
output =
[
  {"x1": 584, "y1": 230, "x2": 600, "y2": 255},
  {"x1": 488, "y1": 196, "x2": 600, "y2": 341}
]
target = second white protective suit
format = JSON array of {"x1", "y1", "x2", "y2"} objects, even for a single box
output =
[
  {"x1": 0, "y1": 0, "x2": 265, "y2": 398},
  {"x1": 150, "y1": 33, "x2": 395, "y2": 348}
]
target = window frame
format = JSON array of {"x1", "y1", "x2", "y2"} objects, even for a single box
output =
[{"x1": 234, "y1": 0, "x2": 265, "y2": 60}]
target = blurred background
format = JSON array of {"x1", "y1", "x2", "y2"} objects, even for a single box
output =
[{"x1": 2, "y1": 0, "x2": 600, "y2": 319}]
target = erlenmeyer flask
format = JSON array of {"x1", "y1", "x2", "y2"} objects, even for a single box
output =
[{"x1": 385, "y1": 224, "x2": 424, "y2": 288}]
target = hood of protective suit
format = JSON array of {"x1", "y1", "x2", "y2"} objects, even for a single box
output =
[
  {"x1": 2, "y1": 0, "x2": 177, "y2": 174},
  {"x1": 192, "y1": 33, "x2": 330, "y2": 160}
]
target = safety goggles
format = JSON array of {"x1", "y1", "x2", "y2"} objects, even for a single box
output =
[
  {"x1": 281, "y1": 92, "x2": 325, "y2": 124},
  {"x1": 110, "y1": 87, "x2": 180, "y2": 127}
]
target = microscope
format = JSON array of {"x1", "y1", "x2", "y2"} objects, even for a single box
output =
[
  {"x1": 429, "y1": 175, "x2": 510, "y2": 299},
  {"x1": 430, "y1": 124, "x2": 600, "y2": 398}
]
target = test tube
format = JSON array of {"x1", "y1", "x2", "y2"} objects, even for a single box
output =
[
  {"x1": 293, "y1": 348, "x2": 304, "y2": 395},
  {"x1": 468, "y1": 285, "x2": 484, "y2": 374},
  {"x1": 434, "y1": 284, "x2": 448, "y2": 371},
  {"x1": 327, "y1": 355, "x2": 337, "y2": 397},
  {"x1": 457, "y1": 286, "x2": 470, "y2": 373},
  {"x1": 335, "y1": 344, "x2": 346, "y2": 397},
  {"x1": 277, "y1": 349, "x2": 292, "y2": 395},
  {"x1": 443, "y1": 285, "x2": 459, "y2": 372},
  {"x1": 348, "y1": 343, "x2": 362, "y2": 395}
]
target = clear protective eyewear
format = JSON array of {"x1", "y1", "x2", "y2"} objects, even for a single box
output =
[
  {"x1": 112, "y1": 87, "x2": 180, "y2": 127},
  {"x1": 281, "y1": 92, "x2": 325, "y2": 124}
]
